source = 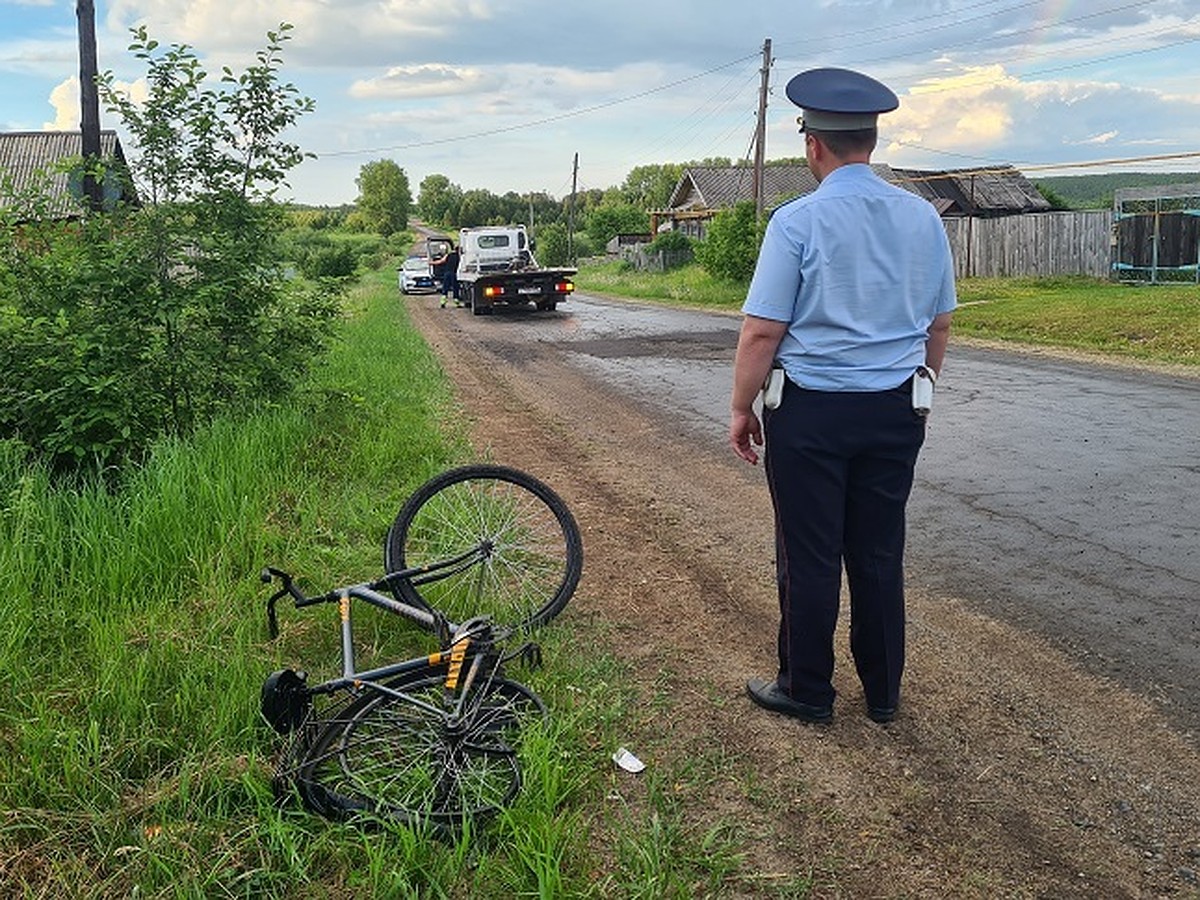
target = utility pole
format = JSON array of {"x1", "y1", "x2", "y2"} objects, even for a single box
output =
[
  {"x1": 567, "y1": 152, "x2": 579, "y2": 262},
  {"x1": 76, "y1": 0, "x2": 103, "y2": 212},
  {"x1": 752, "y1": 38, "x2": 772, "y2": 220}
]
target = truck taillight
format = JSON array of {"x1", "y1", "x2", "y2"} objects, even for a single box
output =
[
  {"x1": 555, "y1": 281, "x2": 575, "y2": 293},
  {"x1": 483, "y1": 285, "x2": 505, "y2": 298}
]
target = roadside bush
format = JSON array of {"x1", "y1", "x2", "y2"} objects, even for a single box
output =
[
  {"x1": 643, "y1": 230, "x2": 694, "y2": 270},
  {"x1": 536, "y1": 223, "x2": 569, "y2": 265},
  {"x1": 571, "y1": 232, "x2": 597, "y2": 260},
  {"x1": 300, "y1": 240, "x2": 359, "y2": 279},
  {"x1": 0, "y1": 23, "x2": 337, "y2": 473},
  {"x1": 694, "y1": 201, "x2": 764, "y2": 282},
  {"x1": 647, "y1": 230, "x2": 693, "y2": 254}
]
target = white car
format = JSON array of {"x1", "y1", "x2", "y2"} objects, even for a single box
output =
[{"x1": 398, "y1": 256, "x2": 435, "y2": 293}]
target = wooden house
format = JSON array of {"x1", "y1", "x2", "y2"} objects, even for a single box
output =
[
  {"x1": 0, "y1": 130, "x2": 137, "y2": 220},
  {"x1": 653, "y1": 162, "x2": 1050, "y2": 238}
]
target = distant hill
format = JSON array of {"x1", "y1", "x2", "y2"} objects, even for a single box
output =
[{"x1": 1031, "y1": 172, "x2": 1200, "y2": 210}]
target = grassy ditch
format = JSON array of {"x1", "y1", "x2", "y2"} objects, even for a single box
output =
[
  {"x1": 3, "y1": 267, "x2": 738, "y2": 897},
  {"x1": 574, "y1": 262, "x2": 1200, "y2": 369}
]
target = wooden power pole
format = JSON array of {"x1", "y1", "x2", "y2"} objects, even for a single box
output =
[
  {"x1": 567, "y1": 152, "x2": 579, "y2": 262},
  {"x1": 76, "y1": 0, "x2": 103, "y2": 212},
  {"x1": 752, "y1": 38, "x2": 772, "y2": 219}
]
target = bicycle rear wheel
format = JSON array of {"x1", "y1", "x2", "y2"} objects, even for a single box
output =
[
  {"x1": 384, "y1": 465, "x2": 583, "y2": 633},
  {"x1": 288, "y1": 665, "x2": 545, "y2": 828}
]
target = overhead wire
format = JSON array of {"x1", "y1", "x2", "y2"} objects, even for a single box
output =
[
  {"x1": 315, "y1": 51, "x2": 758, "y2": 157},
  {"x1": 317, "y1": 1, "x2": 1200, "y2": 194}
]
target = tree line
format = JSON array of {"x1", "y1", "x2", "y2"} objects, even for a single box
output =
[{"x1": 329, "y1": 157, "x2": 783, "y2": 265}]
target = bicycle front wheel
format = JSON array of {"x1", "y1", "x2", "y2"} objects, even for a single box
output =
[
  {"x1": 291, "y1": 667, "x2": 546, "y2": 828},
  {"x1": 384, "y1": 465, "x2": 583, "y2": 633}
]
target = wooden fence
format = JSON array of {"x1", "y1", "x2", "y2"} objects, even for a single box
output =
[{"x1": 943, "y1": 210, "x2": 1113, "y2": 279}]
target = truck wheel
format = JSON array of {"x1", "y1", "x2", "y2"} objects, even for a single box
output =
[{"x1": 469, "y1": 287, "x2": 486, "y2": 316}]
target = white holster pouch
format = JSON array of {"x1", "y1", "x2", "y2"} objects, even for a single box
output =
[
  {"x1": 912, "y1": 365, "x2": 936, "y2": 416},
  {"x1": 762, "y1": 366, "x2": 786, "y2": 410}
]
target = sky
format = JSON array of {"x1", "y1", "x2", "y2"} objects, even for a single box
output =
[{"x1": 3, "y1": 0, "x2": 1200, "y2": 206}]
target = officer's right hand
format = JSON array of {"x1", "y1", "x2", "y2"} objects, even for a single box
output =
[{"x1": 730, "y1": 410, "x2": 762, "y2": 465}]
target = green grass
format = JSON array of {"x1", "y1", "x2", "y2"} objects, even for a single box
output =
[
  {"x1": 0, "y1": 265, "x2": 747, "y2": 897},
  {"x1": 575, "y1": 259, "x2": 748, "y2": 310},
  {"x1": 18, "y1": 258, "x2": 1189, "y2": 896},
  {"x1": 954, "y1": 276, "x2": 1200, "y2": 366},
  {"x1": 575, "y1": 262, "x2": 1200, "y2": 369}
]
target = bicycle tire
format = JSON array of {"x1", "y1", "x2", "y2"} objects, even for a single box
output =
[
  {"x1": 384, "y1": 465, "x2": 583, "y2": 633},
  {"x1": 287, "y1": 664, "x2": 546, "y2": 827}
]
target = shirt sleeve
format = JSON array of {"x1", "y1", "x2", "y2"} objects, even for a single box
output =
[
  {"x1": 742, "y1": 211, "x2": 804, "y2": 323},
  {"x1": 932, "y1": 218, "x2": 958, "y2": 315}
]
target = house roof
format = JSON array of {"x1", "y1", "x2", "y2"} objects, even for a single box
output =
[
  {"x1": 665, "y1": 165, "x2": 815, "y2": 211},
  {"x1": 891, "y1": 165, "x2": 1051, "y2": 215},
  {"x1": 665, "y1": 163, "x2": 923, "y2": 213},
  {"x1": 663, "y1": 162, "x2": 1050, "y2": 217},
  {"x1": 0, "y1": 130, "x2": 135, "y2": 218}
]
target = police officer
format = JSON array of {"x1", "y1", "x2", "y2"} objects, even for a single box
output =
[{"x1": 730, "y1": 67, "x2": 956, "y2": 725}]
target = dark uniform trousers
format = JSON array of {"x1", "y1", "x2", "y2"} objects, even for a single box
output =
[{"x1": 763, "y1": 377, "x2": 926, "y2": 711}]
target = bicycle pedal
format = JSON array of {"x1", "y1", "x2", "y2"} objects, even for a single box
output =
[{"x1": 261, "y1": 669, "x2": 311, "y2": 735}]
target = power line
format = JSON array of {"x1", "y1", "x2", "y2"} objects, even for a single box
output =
[
  {"x1": 883, "y1": 140, "x2": 1200, "y2": 178},
  {"x1": 315, "y1": 52, "x2": 758, "y2": 158}
]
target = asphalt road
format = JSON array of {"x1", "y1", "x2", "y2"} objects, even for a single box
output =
[{"x1": 455, "y1": 291, "x2": 1200, "y2": 734}]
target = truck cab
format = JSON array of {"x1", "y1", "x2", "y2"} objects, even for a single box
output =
[{"x1": 458, "y1": 226, "x2": 534, "y2": 274}]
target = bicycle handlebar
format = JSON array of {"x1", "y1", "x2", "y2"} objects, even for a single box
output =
[{"x1": 262, "y1": 567, "x2": 340, "y2": 638}]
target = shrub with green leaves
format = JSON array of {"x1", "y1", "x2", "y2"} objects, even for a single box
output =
[
  {"x1": 535, "y1": 223, "x2": 569, "y2": 265},
  {"x1": 0, "y1": 23, "x2": 337, "y2": 472},
  {"x1": 694, "y1": 201, "x2": 765, "y2": 282}
]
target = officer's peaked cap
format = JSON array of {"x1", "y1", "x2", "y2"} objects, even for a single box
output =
[{"x1": 786, "y1": 67, "x2": 898, "y2": 132}]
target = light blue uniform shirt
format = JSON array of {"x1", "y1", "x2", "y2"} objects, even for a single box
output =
[{"x1": 743, "y1": 163, "x2": 957, "y2": 391}]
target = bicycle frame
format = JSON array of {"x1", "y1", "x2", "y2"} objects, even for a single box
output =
[
  {"x1": 263, "y1": 539, "x2": 490, "y2": 641},
  {"x1": 262, "y1": 566, "x2": 508, "y2": 720}
]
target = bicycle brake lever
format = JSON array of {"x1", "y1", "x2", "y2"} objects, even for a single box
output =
[
  {"x1": 261, "y1": 568, "x2": 295, "y2": 639},
  {"x1": 266, "y1": 588, "x2": 287, "y2": 639}
]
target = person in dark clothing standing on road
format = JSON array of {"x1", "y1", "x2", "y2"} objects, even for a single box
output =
[
  {"x1": 433, "y1": 242, "x2": 461, "y2": 308},
  {"x1": 729, "y1": 67, "x2": 956, "y2": 726}
]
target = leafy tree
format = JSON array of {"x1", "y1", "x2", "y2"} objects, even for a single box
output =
[
  {"x1": 457, "y1": 188, "x2": 507, "y2": 227},
  {"x1": 1035, "y1": 183, "x2": 1072, "y2": 210},
  {"x1": 694, "y1": 201, "x2": 764, "y2": 282},
  {"x1": 0, "y1": 23, "x2": 336, "y2": 472},
  {"x1": 536, "y1": 223, "x2": 570, "y2": 265},
  {"x1": 355, "y1": 159, "x2": 411, "y2": 235},
  {"x1": 417, "y1": 174, "x2": 463, "y2": 226},
  {"x1": 102, "y1": 23, "x2": 313, "y2": 203},
  {"x1": 621, "y1": 163, "x2": 684, "y2": 209},
  {"x1": 526, "y1": 191, "x2": 563, "y2": 227},
  {"x1": 583, "y1": 201, "x2": 649, "y2": 248}
]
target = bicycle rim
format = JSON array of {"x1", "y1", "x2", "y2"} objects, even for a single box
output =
[
  {"x1": 384, "y1": 465, "x2": 583, "y2": 633},
  {"x1": 289, "y1": 667, "x2": 545, "y2": 828}
]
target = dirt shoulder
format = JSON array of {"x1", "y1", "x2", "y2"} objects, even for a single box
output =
[{"x1": 406, "y1": 295, "x2": 1200, "y2": 898}]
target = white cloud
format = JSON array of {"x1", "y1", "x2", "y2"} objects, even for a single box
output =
[
  {"x1": 46, "y1": 74, "x2": 148, "y2": 131},
  {"x1": 1080, "y1": 130, "x2": 1119, "y2": 145},
  {"x1": 350, "y1": 64, "x2": 489, "y2": 100},
  {"x1": 45, "y1": 76, "x2": 78, "y2": 129},
  {"x1": 12, "y1": 0, "x2": 1200, "y2": 203}
]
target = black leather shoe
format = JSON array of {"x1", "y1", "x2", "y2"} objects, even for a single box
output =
[
  {"x1": 866, "y1": 704, "x2": 896, "y2": 724},
  {"x1": 746, "y1": 678, "x2": 832, "y2": 723}
]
